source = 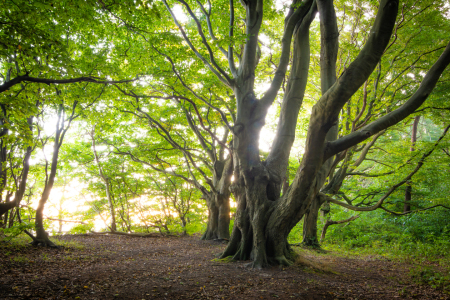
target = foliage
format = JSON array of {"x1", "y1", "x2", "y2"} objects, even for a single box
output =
[
  {"x1": 410, "y1": 267, "x2": 450, "y2": 293},
  {"x1": 68, "y1": 223, "x2": 94, "y2": 235},
  {"x1": 321, "y1": 207, "x2": 450, "y2": 264},
  {"x1": 0, "y1": 223, "x2": 34, "y2": 242},
  {"x1": 0, "y1": 0, "x2": 449, "y2": 272}
]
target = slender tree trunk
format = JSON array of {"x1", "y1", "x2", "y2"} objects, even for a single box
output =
[
  {"x1": 8, "y1": 207, "x2": 16, "y2": 228},
  {"x1": 302, "y1": 195, "x2": 326, "y2": 247},
  {"x1": 91, "y1": 128, "x2": 117, "y2": 232},
  {"x1": 320, "y1": 215, "x2": 359, "y2": 242},
  {"x1": 0, "y1": 119, "x2": 33, "y2": 218},
  {"x1": 105, "y1": 180, "x2": 117, "y2": 231},
  {"x1": 35, "y1": 135, "x2": 62, "y2": 246},
  {"x1": 180, "y1": 215, "x2": 187, "y2": 235},
  {"x1": 404, "y1": 116, "x2": 420, "y2": 212},
  {"x1": 34, "y1": 103, "x2": 74, "y2": 247}
]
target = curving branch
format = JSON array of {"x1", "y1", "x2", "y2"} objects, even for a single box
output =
[
  {"x1": 227, "y1": 0, "x2": 237, "y2": 77},
  {"x1": 162, "y1": 0, "x2": 232, "y2": 87},
  {"x1": 176, "y1": 0, "x2": 233, "y2": 83},
  {"x1": 151, "y1": 47, "x2": 233, "y2": 130},
  {"x1": 194, "y1": 0, "x2": 228, "y2": 57},
  {"x1": 265, "y1": 1, "x2": 317, "y2": 182},
  {"x1": 320, "y1": 215, "x2": 359, "y2": 242},
  {"x1": 380, "y1": 204, "x2": 450, "y2": 216},
  {"x1": 346, "y1": 171, "x2": 394, "y2": 177},
  {"x1": 258, "y1": 0, "x2": 314, "y2": 112},
  {"x1": 325, "y1": 41, "x2": 450, "y2": 161},
  {"x1": 0, "y1": 75, "x2": 136, "y2": 94}
]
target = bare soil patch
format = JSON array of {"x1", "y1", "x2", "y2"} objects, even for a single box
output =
[{"x1": 0, "y1": 234, "x2": 448, "y2": 299}]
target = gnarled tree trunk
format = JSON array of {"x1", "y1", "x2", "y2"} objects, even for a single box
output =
[
  {"x1": 201, "y1": 156, "x2": 233, "y2": 240},
  {"x1": 163, "y1": 0, "x2": 450, "y2": 268},
  {"x1": 220, "y1": 0, "x2": 428, "y2": 268}
]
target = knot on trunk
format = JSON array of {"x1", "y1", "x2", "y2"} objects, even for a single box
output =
[
  {"x1": 232, "y1": 123, "x2": 244, "y2": 135},
  {"x1": 245, "y1": 165, "x2": 270, "y2": 183},
  {"x1": 229, "y1": 183, "x2": 243, "y2": 194}
]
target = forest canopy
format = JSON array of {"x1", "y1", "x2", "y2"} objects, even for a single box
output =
[{"x1": 1, "y1": 0, "x2": 450, "y2": 268}]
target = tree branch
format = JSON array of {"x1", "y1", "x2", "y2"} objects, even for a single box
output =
[
  {"x1": 0, "y1": 75, "x2": 136, "y2": 94},
  {"x1": 323, "y1": 124, "x2": 450, "y2": 212},
  {"x1": 325, "y1": 41, "x2": 450, "y2": 161},
  {"x1": 162, "y1": 0, "x2": 232, "y2": 87}
]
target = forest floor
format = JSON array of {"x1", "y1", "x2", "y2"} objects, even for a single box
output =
[{"x1": 0, "y1": 234, "x2": 449, "y2": 300}]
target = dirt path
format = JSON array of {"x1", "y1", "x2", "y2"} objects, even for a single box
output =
[{"x1": 0, "y1": 234, "x2": 447, "y2": 299}]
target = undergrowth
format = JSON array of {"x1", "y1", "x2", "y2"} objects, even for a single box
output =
[
  {"x1": 410, "y1": 267, "x2": 450, "y2": 294},
  {"x1": 289, "y1": 207, "x2": 450, "y2": 266}
]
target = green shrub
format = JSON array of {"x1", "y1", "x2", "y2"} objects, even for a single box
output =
[{"x1": 69, "y1": 223, "x2": 94, "y2": 234}]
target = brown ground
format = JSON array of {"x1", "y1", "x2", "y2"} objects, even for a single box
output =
[{"x1": 0, "y1": 234, "x2": 448, "y2": 300}]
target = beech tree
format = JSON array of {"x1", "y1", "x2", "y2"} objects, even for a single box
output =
[
  {"x1": 145, "y1": 0, "x2": 450, "y2": 268},
  {"x1": 300, "y1": 0, "x2": 450, "y2": 246},
  {"x1": 109, "y1": 92, "x2": 234, "y2": 240}
]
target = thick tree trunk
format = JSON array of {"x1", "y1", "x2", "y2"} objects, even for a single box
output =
[
  {"x1": 202, "y1": 193, "x2": 230, "y2": 240},
  {"x1": 220, "y1": 0, "x2": 400, "y2": 268},
  {"x1": 201, "y1": 156, "x2": 233, "y2": 240},
  {"x1": 300, "y1": 0, "x2": 339, "y2": 247}
]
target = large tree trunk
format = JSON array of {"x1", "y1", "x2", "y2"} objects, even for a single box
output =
[
  {"x1": 221, "y1": 0, "x2": 402, "y2": 268},
  {"x1": 220, "y1": 7, "x2": 316, "y2": 264},
  {"x1": 201, "y1": 156, "x2": 233, "y2": 240},
  {"x1": 301, "y1": 0, "x2": 339, "y2": 247}
]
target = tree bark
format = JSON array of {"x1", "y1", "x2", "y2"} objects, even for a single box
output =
[
  {"x1": 163, "y1": 0, "x2": 450, "y2": 268},
  {"x1": 221, "y1": 0, "x2": 401, "y2": 268},
  {"x1": 301, "y1": 0, "x2": 339, "y2": 247},
  {"x1": 302, "y1": 195, "x2": 326, "y2": 247},
  {"x1": 201, "y1": 156, "x2": 233, "y2": 240},
  {"x1": 0, "y1": 117, "x2": 33, "y2": 218}
]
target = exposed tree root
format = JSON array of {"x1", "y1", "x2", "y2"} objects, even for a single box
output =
[
  {"x1": 290, "y1": 241, "x2": 322, "y2": 250},
  {"x1": 31, "y1": 239, "x2": 59, "y2": 248},
  {"x1": 244, "y1": 261, "x2": 267, "y2": 269},
  {"x1": 271, "y1": 255, "x2": 294, "y2": 267},
  {"x1": 25, "y1": 230, "x2": 60, "y2": 248}
]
